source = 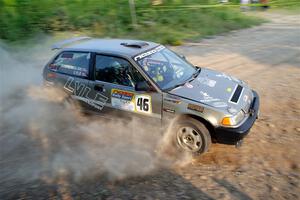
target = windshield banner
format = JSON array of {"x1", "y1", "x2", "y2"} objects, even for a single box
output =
[{"x1": 133, "y1": 45, "x2": 165, "y2": 61}]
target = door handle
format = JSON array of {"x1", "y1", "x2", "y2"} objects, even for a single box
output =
[{"x1": 94, "y1": 84, "x2": 104, "y2": 92}]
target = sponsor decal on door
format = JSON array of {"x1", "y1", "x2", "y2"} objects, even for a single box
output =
[{"x1": 111, "y1": 89, "x2": 152, "y2": 114}]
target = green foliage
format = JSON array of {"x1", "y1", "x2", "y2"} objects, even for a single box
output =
[
  {"x1": 0, "y1": 0, "x2": 264, "y2": 44},
  {"x1": 269, "y1": 0, "x2": 300, "y2": 9}
]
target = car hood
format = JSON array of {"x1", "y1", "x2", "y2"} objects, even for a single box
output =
[{"x1": 168, "y1": 68, "x2": 253, "y2": 114}]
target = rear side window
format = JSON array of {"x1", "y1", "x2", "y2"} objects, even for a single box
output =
[{"x1": 49, "y1": 52, "x2": 90, "y2": 78}]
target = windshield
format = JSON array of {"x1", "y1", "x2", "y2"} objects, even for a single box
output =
[{"x1": 135, "y1": 46, "x2": 197, "y2": 90}]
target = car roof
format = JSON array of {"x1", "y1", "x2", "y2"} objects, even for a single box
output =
[{"x1": 62, "y1": 38, "x2": 160, "y2": 58}]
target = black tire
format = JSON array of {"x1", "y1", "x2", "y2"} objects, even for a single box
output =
[{"x1": 171, "y1": 116, "x2": 212, "y2": 156}]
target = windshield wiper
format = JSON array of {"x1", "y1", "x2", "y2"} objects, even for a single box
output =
[
  {"x1": 184, "y1": 67, "x2": 201, "y2": 83},
  {"x1": 191, "y1": 67, "x2": 201, "y2": 79}
]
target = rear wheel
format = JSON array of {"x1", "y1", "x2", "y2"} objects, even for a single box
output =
[{"x1": 172, "y1": 116, "x2": 211, "y2": 156}]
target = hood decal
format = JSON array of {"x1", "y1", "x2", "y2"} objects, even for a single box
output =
[
  {"x1": 168, "y1": 68, "x2": 250, "y2": 111},
  {"x1": 185, "y1": 82, "x2": 194, "y2": 89},
  {"x1": 199, "y1": 91, "x2": 228, "y2": 108},
  {"x1": 197, "y1": 77, "x2": 216, "y2": 87},
  {"x1": 216, "y1": 73, "x2": 240, "y2": 82},
  {"x1": 199, "y1": 91, "x2": 220, "y2": 103}
]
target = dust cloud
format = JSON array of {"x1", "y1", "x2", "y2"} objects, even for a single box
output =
[{"x1": 0, "y1": 39, "x2": 189, "y2": 186}]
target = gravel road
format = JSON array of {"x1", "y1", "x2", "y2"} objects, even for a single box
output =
[{"x1": 1, "y1": 12, "x2": 300, "y2": 200}]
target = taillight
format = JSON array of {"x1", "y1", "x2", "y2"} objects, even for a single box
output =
[{"x1": 48, "y1": 64, "x2": 58, "y2": 70}]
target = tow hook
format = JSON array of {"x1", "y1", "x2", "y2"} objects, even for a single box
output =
[
  {"x1": 235, "y1": 139, "x2": 243, "y2": 148},
  {"x1": 249, "y1": 108, "x2": 255, "y2": 116}
]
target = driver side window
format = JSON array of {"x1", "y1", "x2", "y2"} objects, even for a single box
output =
[{"x1": 95, "y1": 55, "x2": 145, "y2": 87}]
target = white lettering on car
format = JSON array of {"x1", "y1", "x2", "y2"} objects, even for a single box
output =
[
  {"x1": 133, "y1": 45, "x2": 165, "y2": 61},
  {"x1": 197, "y1": 77, "x2": 216, "y2": 87},
  {"x1": 63, "y1": 77, "x2": 108, "y2": 110},
  {"x1": 199, "y1": 91, "x2": 228, "y2": 108}
]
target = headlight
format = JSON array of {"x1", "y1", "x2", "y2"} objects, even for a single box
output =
[{"x1": 221, "y1": 110, "x2": 245, "y2": 126}]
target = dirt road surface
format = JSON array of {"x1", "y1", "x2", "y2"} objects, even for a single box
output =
[{"x1": 1, "y1": 12, "x2": 300, "y2": 199}]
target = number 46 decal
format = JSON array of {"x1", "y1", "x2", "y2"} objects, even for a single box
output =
[{"x1": 135, "y1": 95, "x2": 152, "y2": 114}]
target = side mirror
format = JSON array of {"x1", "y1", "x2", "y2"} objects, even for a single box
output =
[{"x1": 135, "y1": 81, "x2": 150, "y2": 91}]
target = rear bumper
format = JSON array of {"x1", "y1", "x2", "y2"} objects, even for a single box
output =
[{"x1": 214, "y1": 90, "x2": 260, "y2": 144}]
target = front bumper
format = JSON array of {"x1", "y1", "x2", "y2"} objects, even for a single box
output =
[{"x1": 214, "y1": 90, "x2": 260, "y2": 144}]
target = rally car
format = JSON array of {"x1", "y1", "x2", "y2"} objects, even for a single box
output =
[{"x1": 43, "y1": 37, "x2": 260, "y2": 155}]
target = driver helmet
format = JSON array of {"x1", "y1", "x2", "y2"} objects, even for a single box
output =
[{"x1": 111, "y1": 61, "x2": 125, "y2": 75}]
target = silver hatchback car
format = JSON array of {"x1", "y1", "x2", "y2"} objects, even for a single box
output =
[{"x1": 43, "y1": 37, "x2": 260, "y2": 155}]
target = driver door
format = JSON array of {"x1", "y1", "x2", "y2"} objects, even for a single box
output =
[{"x1": 88, "y1": 54, "x2": 163, "y2": 124}]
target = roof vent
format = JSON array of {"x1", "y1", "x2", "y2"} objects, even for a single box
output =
[{"x1": 120, "y1": 42, "x2": 149, "y2": 48}]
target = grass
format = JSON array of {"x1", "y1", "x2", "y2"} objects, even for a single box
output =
[
  {"x1": 130, "y1": 8, "x2": 264, "y2": 45},
  {"x1": 268, "y1": 0, "x2": 300, "y2": 13},
  {"x1": 0, "y1": 0, "x2": 265, "y2": 45}
]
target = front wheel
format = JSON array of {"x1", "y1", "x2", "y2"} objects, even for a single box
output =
[{"x1": 172, "y1": 116, "x2": 212, "y2": 156}]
